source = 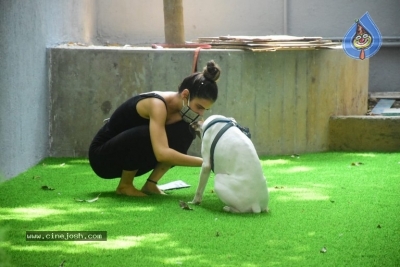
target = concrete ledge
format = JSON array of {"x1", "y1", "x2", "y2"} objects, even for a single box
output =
[{"x1": 329, "y1": 116, "x2": 400, "y2": 152}]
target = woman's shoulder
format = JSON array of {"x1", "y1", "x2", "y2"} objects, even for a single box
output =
[
  {"x1": 140, "y1": 91, "x2": 176, "y2": 104},
  {"x1": 142, "y1": 91, "x2": 173, "y2": 98}
]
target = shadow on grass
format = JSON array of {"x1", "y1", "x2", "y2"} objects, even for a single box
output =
[{"x1": 1, "y1": 189, "x2": 272, "y2": 266}]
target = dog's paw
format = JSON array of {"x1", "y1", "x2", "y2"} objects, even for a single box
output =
[
  {"x1": 189, "y1": 200, "x2": 201, "y2": 205},
  {"x1": 223, "y1": 206, "x2": 241, "y2": 213}
]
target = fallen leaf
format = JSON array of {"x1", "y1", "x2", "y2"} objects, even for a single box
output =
[
  {"x1": 179, "y1": 200, "x2": 193, "y2": 210},
  {"x1": 320, "y1": 247, "x2": 327, "y2": 253},
  {"x1": 74, "y1": 193, "x2": 101, "y2": 203},
  {"x1": 41, "y1": 185, "x2": 55, "y2": 191}
]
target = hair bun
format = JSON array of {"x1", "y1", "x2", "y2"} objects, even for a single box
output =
[{"x1": 203, "y1": 60, "x2": 221, "y2": 82}]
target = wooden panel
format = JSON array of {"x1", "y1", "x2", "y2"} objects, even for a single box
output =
[{"x1": 196, "y1": 35, "x2": 339, "y2": 52}]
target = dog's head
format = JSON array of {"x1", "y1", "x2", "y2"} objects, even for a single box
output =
[
  {"x1": 190, "y1": 120, "x2": 204, "y2": 139},
  {"x1": 189, "y1": 115, "x2": 237, "y2": 140}
]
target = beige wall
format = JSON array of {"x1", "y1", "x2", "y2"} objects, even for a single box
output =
[
  {"x1": 95, "y1": 0, "x2": 400, "y2": 45},
  {"x1": 96, "y1": 0, "x2": 285, "y2": 45}
]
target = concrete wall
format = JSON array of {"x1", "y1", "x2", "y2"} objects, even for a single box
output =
[
  {"x1": 0, "y1": 0, "x2": 96, "y2": 179},
  {"x1": 330, "y1": 116, "x2": 400, "y2": 152},
  {"x1": 49, "y1": 47, "x2": 369, "y2": 158}
]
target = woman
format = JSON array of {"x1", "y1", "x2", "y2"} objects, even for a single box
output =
[{"x1": 89, "y1": 60, "x2": 221, "y2": 196}]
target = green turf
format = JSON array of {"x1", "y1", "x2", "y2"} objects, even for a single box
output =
[{"x1": 0, "y1": 152, "x2": 399, "y2": 267}]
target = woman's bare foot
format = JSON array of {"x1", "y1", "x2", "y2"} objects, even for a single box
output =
[
  {"x1": 116, "y1": 185, "x2": 147, "y2": 197},
  {"x1": 141, "y1": 182, "x2": 166, "y2": 195}
]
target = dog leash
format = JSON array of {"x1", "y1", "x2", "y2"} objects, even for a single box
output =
[{"x1": 203, "y1": 118, "x2": 251, "y2": 172}]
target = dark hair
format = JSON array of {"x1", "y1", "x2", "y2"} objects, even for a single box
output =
[{"x1": 178, "y1": 60, "x2": 220, "y2": 102}]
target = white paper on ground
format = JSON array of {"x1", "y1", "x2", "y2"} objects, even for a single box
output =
[{"x1": 158, "y1": 180, "x2": 191, "y2": 191}]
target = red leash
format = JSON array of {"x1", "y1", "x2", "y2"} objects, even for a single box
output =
[
  {"x1": 191, "y1": 47, "x2": 202, "y2": 73},
  {"x1": 151, "y1": 43, "x2": 211, "y2": 74}
]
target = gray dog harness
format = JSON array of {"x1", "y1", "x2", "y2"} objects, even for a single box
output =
[{"x1": 202, "y1": 118, "x2": 251, "y2": 172}]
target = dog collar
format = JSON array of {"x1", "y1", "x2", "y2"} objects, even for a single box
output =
[{"x1": 202, "y1": 118, "x2": 234, "y2": 138}]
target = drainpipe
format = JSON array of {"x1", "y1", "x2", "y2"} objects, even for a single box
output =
[
  {"x1": 163, "y1": 0, "x2": 185, "y2": 44},
  {"x1": 283, "y1": 0, "x2": 288, "y2": 35}
]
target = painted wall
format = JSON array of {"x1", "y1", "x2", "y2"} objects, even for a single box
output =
[
  {"x1": 96, "y1": 0, "x2": 285, "y2": 44},
  {"x1": 97, "y1": 0, "x2": 400, "y2": 43},
  {"x1": 0, "y1": 0, "x2": 96, "y2": 179},
  {"x1": 96, "y1": 0, "x2": 400, "y2": 92}
]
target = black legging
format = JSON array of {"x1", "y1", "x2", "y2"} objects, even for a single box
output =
[{"x1": 89, "y1": 120, "x2": 194, "y2": 178}]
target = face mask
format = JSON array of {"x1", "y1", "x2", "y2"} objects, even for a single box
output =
[{"x1": 180, "y1": 96, "x2": 200, "y2": 123}]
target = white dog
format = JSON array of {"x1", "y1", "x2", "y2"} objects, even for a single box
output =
[{"x1": 191, "y1": 115, "x2": 269, "y2": 213}]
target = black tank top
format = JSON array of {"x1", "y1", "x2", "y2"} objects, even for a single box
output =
[{"x1": 90, "y1": 93, "x2": 167, "y2": 148}]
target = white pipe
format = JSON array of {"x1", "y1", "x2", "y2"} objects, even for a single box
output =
[{"x1": 283, "y1": 0, "x2": 288, "y2": 35}]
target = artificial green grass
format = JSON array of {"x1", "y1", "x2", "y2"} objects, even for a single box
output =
[{"x1": 0, "y1": 152, "x2": 399, "y2": 267}]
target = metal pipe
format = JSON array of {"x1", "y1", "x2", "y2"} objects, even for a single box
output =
[{"x1": 283, "y1": 0, "x2": 288, "y2": 35}]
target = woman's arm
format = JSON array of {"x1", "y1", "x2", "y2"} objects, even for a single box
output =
[{"x1": 148, "y1": 99, "x2": 203, "y2": 167}]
